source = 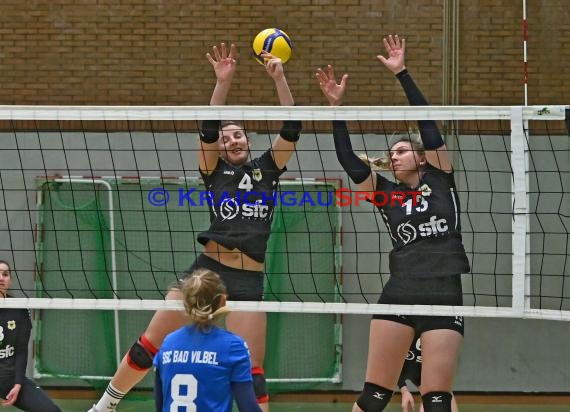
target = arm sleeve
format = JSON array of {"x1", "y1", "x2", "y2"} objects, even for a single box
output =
[
  {"x1": 397, "y1": 356, "x2": 410, "y2": 389},
  {"x1": 395, "y1": 69, "x2": 444, "y2": 150},
  {"x1": 199, "y1": 120, "x2": 221, "y2": 143},
  {"x1": 279, "y1": 120, "x2": 302, "y2": 142},
  {"x1": 232, "y1": 381, "x2": 262, "y2": 412},
  {"x1": 154, "y1": 368, "x2": 163, "y2": 412},
  {"x1": 398, "y1": 353, "x2": 421, "y2": 390},
  {"x1": 13, "y1": 310, "x2": 32, "y2": 384},
  {"x1": 397, "y1": 374, "x2": 407, "y2": 389},
  {"x1": 332, "y1": 120, "x2": 372, "y2": 184}
]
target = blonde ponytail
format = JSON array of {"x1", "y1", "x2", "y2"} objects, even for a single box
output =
[
  {"x1": 359, "y1": 131, "x2": 424, "y2": 171},
  {"x1": 357, "y1": 153, "x2": 391, "y2": 171},
  {"x1": 181, "y1": 269, "x2": 229, "y2": 330}
]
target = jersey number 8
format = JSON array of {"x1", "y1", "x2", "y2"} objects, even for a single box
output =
[{"x1": 170, "y1": 373, "x2": 198, "y2": 411}]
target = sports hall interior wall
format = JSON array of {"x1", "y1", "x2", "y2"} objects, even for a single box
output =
[{"x1": 0, "y1": 0, "x2": 568, "y2": 106}]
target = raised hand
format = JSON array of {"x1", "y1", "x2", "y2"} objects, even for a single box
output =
[
  {"x1": 377, "y1": 34, "x2": 406, "y2": 75},
  {"x1": 206, "y1": 43, "x2": 237, "y2": 83},
  {"x1": 315, "y1": 65, "x2": 348, "y2": 106},
  {"x1": 260, "y1": 50, "x2": 285, "y2": 80}
]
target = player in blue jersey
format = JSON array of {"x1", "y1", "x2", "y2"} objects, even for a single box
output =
[
  {"x1": 154, "y1": 269, "x2": 261, "y2": 412},
  {"x1": 398, "y1": 338, "x2": 459, "y2": 412},
  {"x1": 90, "y1": 43, "x2": 300, "y2": 412},
  {"x1": 316, "y1": 34, "x2": 469, "y2": 412},
  {"x1": 0, "y1": 260, "x2": 61, "y2": 412}
]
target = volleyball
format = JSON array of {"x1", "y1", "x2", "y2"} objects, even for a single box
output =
[{"x1": 252, "y1": 28, "x2": 292, "y2": 64}]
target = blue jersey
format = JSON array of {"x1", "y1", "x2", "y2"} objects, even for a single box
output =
[{"x1": 154, "y1": 324, "x2": 252, "y2": 412}]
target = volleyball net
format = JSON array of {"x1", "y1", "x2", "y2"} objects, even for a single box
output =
[{"x1": 0, "y1": 105, "x2": 568, "y2": 386}]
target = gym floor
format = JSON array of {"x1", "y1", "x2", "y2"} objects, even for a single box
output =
[{"x1": 3, "y1": 392, "x2": 569, "y2": 411}]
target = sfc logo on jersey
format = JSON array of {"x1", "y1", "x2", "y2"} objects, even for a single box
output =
[
  {"x1": 7, "y1": 320, "x2": 16, "y2": 330},
  {"x1": 219, "y1": 198, "x2": 240, "y2": 221},
  {"x1": 397, "y1": 221, "x2": 417, "y2": 245},
  {"x1": 252, "y1": 168, "x2": 262, "y2": 182}
]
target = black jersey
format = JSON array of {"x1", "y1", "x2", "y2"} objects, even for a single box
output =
[
  {"x1": 398, "y1": 338, "x2": 422, "y2": 389},
  {"x1": 197, "y1": 150, "x2": 285, "y2": 263},
  {"x1": 0, "y1": 299, "x2": 31, "y2": 384},
  {"x1": 373, "y1": 164, "x2": 470, "y2": 278}
]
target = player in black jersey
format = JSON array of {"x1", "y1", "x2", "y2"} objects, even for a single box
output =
[
  {"x1": 316, "y1": 35, "x2": 469, "y2": 412},
  {"x1": 0, "y1": 260, "x2": 61, "y2": 412},
  {"x1": 90, "y1": 43, "x2": 300, "y2": 412},
  {"x1": 398, "y1": 337, "x2": 459, "y2": 412}
]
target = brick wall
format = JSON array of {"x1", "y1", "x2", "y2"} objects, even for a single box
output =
[{"x1": 0, "y1": 0, "x2": 567, "y2": 106}]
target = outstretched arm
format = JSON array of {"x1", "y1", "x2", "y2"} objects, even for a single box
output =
[
  {"x1": 199, "y1": 43, "x2": 238, "y2": 175},
  {"x1": 315, "y1": 65, "x2": 376, "y2": 194},
  {"x1": 262, "y1": 51, "x2": 302, "y2": 170},
  {"x1": 378, "y1": 35, "x2": 453, "y2": 172},
  {"x1": 207, "y1": 43, "x2": 238, "y2": 106}
]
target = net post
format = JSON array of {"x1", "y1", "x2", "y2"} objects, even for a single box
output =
[{"x1": 510, "y1": 106, "x2": 529, "y2": 316}]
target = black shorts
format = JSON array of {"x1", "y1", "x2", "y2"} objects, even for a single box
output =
[
  {"x1": 181, "y1": 254, "x2": 264, "y2": 301},
  {"x1": 373, "y1": 274, "x2": 464, "y2": 336}
]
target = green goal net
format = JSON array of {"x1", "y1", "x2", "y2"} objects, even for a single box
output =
[{"x1": 34, "y1": 177, "x2": 342, "y2": 389}]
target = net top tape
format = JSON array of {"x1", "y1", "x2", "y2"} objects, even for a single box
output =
[{"x1": 0, "y1": 105, "x2": 567, "y2": 121}]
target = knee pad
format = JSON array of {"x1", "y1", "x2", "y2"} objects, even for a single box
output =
[
  {"x1": 251, "y1": 366, "x2": 269, "y2": 403},
  {"x1": 422, "y1": 391, "x2": 453, "y2": 412},
  {"x1": 127, "y1": 335, "x2": 158, "y2": 371},
  {"x1": 356, "y1": 382, "x2": 393, "y2": 412}
]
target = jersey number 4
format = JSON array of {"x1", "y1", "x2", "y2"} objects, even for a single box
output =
[
  {"x1": 169, "y1": 373, "x2": 198, "y2": 411},
  {"x1": 238, "y1": 174, "x2": 253, "y2": 191}
]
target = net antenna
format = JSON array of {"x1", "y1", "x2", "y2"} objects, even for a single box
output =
[{"x1": 522, "y1": 0, "x2": 529, "y2": 105}]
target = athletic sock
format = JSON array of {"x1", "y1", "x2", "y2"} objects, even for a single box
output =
[{"x1": 94, "y1": 383, "x2": 125, "y2": 412}]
